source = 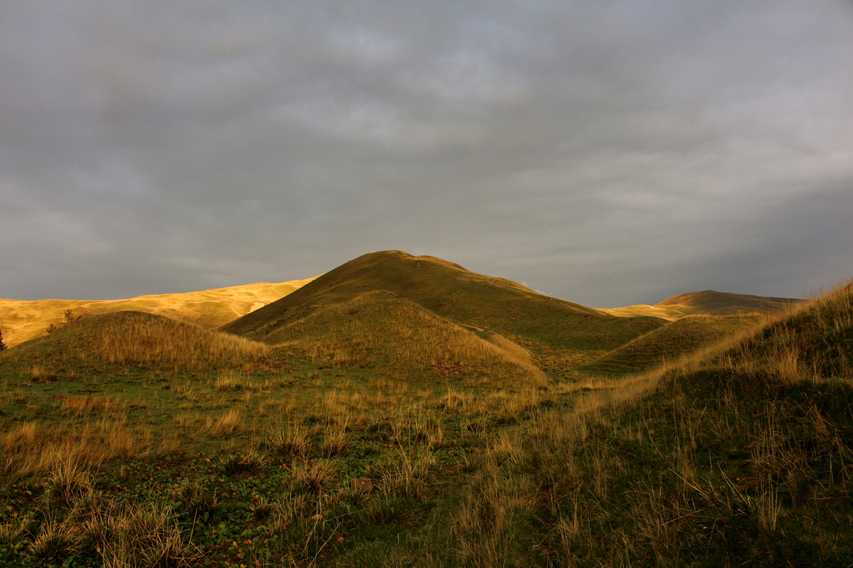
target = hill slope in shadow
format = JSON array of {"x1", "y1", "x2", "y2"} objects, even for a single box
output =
[{"x1": 578, "y1": 313, "x2": 762, "y2": 376}]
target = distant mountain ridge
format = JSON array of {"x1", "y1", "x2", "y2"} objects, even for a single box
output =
[{"x1": 600, "y1": 290, "x2": 803, "y2": 320}]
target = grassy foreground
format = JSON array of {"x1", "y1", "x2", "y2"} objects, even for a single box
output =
[{"x1": 0, "y1": 279, "x2": 851, "y2": 566}]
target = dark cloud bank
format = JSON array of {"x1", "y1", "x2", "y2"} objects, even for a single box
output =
[{"x1": 2, "y1": 1, "x2": 852, "y2": 307}]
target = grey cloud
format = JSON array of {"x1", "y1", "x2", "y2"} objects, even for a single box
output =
[{"x1": 1, "y1": 0, "x2": 851, "y2": 305}]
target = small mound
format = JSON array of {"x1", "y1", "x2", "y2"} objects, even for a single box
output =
[
  {"x1": 601, "y1": 290, "x2": 803, "y2": 320},
  {"x1": 579, "y1": 314, "x2": 761, "y2": 376},
  {"x1": 265, "y1": 290, "x2": 547, "y2": 387},
  {"x1": 1, "y1": 311, "x2": 270, "y2": 373}
]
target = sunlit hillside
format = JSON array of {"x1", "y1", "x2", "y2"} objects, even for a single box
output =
[
  {"x1": 224, "y1": 250, "x2": 665, "y2": 373},
  {"x1": 0, "y1": 277, "x2": 317, "y2": 348},
  {"x1": 256, "y1": 289, "x2": 548, "y2": 388},
  {"x1": 600, "y1": 289, "x2": 803, "y2": 320},
  {"x1": 1, "y1": 311, "x2": 272, "y2": 376}
]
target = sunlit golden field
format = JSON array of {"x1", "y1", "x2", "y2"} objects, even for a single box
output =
[{"x1": 0, "y1": 276, "x2": 318, "y2": 348}]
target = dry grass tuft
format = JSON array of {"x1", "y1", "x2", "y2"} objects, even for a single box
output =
[
  {"x1": 2, "y1": 419, "x2": 172, "y2": 477},
  {"x1": 268, "y1": 420, "x2": 311, "y2": 459},
  {"x1": 206, "y1": 409, "x2": 243, "y2": 438},
  {"x1": 292, "y1": 460, "x2": 339, "y2": 494},
  {"x1": 213, "y1": 369, "x2": 251, "y2": 391}
]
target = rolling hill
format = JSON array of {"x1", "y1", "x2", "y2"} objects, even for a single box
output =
[
  {"x1": 600, "y1": 289, "x2": 803, "y2": 320},
  {"x1": 0, "y1": 277, "x2": 317, "y2": 348},
  {"x1": 578, "y1": 313, "x2": 762, "y2": 376},
  {"x1": 222, "y1": 250, "x2": 665, "y2": 366},
  {"x1": 0, "y1": 310, "x2": 272, "y2": 377}
]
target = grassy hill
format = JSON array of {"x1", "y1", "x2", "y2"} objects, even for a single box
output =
[
  {"x1": 0, "y1": 277, "x2": 317, "y2": 348},
  {"x1": 508, "y1": 279, "x2": 853, "y2": 566},
  {"x1": 1, "y1": 254, "x2": 850, "y2": 566},
  {"x1": 601, "y1": 289, "x2": 803, "y2": 320},
  {"x1": 578, "y1": 314, "x2": 763, "y2": 376},
  {"x1": 0, "y1": 311, "x2": 272, "y2": 377},
  {"x1": 223, "y1": 250, "x2": 664, "y2": 370}
]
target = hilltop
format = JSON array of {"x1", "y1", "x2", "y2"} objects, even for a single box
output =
[
  {"x1": 223, "y1": 250, "x2": 665, "y2": 352},
  {"x1": 0, "y1": 277, "x2": 317, "y2": 348},
  {"x1": 600, "y1": 289, "x2": 803, "y2": 320},
  {"x1": 222, "y1": 250, "x2": 665, "y2": 376}
]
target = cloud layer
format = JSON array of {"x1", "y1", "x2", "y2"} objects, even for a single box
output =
[{"x1": 2, "y1": 0, "x2": 852, "y2": 306}]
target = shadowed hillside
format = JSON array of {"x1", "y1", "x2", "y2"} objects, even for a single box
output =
[
  {"x1": 601, "y1": 289, "x2": 803, "y2": 320},
  {"x1": 223, "y1": 251, "x2": 664, "y2": 364},
  {"x1": 0, "y1": 277, "x2": 317, "y2": 348},
  {"x1": 458, "y1": 279, "x2": 853, "y2": 566}
]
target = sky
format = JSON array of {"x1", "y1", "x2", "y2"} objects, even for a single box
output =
[{"x1": 1, "y1": 0, "x2": 852, "y2": 308}]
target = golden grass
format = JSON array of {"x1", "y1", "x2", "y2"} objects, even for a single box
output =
[
  {"x1": 206, "y1": 409, "x2": 243, "y2": 438},
  {"x1": 5, "y1": 311, "x2": 273, "y2": 373},
  {"x1": 2, "y1": 418, "x2": 176, "y2": 477},
  {"x1": 60, "y1": 395, "x2": 118, "y2": 417},
  {"x1": 269, "y1": 291, "x2": 549, "y2": 387},
  {"x1": 95, "y1": 313, "x2": 271, "y2": 369},
  {"x1": 0, "y1": 277, "x2": 318, "y2": 348}
]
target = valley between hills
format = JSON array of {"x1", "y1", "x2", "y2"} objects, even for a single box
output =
[{"x1": 0, "y1": 250, "x2": 850, "y2": 567}]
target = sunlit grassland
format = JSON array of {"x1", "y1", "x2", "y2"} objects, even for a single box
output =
[
  {"x1": 0, "y1": 276, "x2": 317, "y2": 348},
  {"x1": 0, "y1": 280, "x2": 851, "y2": 566}
]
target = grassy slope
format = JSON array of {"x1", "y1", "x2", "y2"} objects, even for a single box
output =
[
  {"x1": 257, "y1": 289, "x2": 549, "y2": 387},
  {"x1": 0, "y1": 277, "x2": 317, "y2": 348},
  {"x1": 578, "y1": 314, "x2": 762, "y2": 376},
  {"x1": 224, "y1": 250, "x2": 664, "y2": 359},
  {"x1": 600, "y1": 290, "x2": 804, "y2": 320},
  {"x1": 0, "y1": 311, "x2": 272, "y2": 376},
  {"x1": 510, "y1": 281, "x2": 853, "y2": 566},
  {"x1": 0, "y1": 275, "x2": 850, "y2": 566}
]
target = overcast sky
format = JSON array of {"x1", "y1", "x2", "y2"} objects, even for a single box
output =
[{"x1": 2, "y1": 1, "x2": 852, "y2": 308}]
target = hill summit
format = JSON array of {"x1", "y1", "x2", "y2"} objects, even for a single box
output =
[{"x1": 222, "y1": 250, "x2": 664, "y2": 382}]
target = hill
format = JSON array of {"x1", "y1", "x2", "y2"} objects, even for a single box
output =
[
  {"x1": 224, "y1": 250, "x2": 663, "y2": 352},
  {"x1": 600, "y1": 289, "x2": 803, "y2": 320},
  {"x1": 0, "y1": 277, "x2": 317, "y2": 348},
  {"x1": 527, "y1": 278, "x2": 853, "y2": 564},
  {"x1": 0, "y1": 311, "x2": 272, "y2": 377},
  {"x1": 578, "y1": 313, "x2": 762, "y2": 375},
  {"x1": 0, "y1": 259, "x2": 850, "y2": 566}
]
